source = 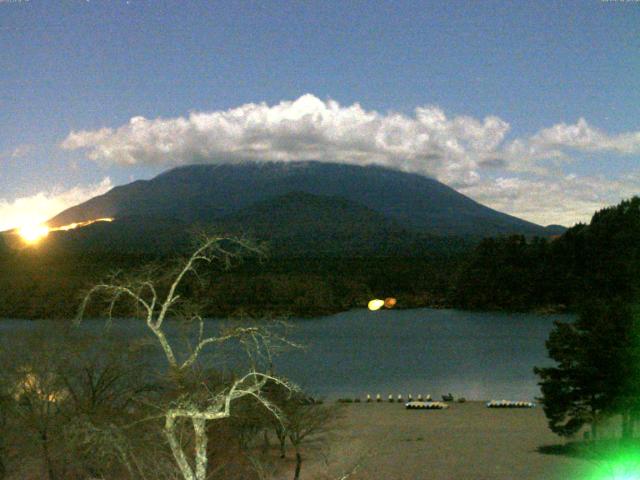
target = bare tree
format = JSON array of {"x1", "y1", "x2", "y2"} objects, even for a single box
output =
[
  {"x1": 285, "y1": 399, "x2": 337, "y2": 480},
  {"x1": 76, "y1": 235, "x2": 296, "y2": 480},
  {"x1": 1, "y1": 327, "x2": 71, "y2": 480},
  {"x1": 0, "y1": 325, "x2": 173, "y2": 480}
]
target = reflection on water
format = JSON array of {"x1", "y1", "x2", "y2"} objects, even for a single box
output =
[{"x1": 0, "y1": 308, "x2": 569, "y2": 401}]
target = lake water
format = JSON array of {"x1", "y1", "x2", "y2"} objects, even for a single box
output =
[{"x1": 0, "y1": 308, "x2": 567, "y2": 401}]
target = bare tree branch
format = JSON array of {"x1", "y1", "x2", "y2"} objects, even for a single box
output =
[{"x1": 76, "y1": 235, "x2": 296, "y2": 480}]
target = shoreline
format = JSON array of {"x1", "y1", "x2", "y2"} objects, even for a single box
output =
[{"x1": 0, "y1": 302, "x2": 572, "y2": 321}]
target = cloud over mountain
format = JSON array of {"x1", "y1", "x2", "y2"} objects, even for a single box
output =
[
  {"x1": 60, "y1": 94, "x2": 511, "y2": 187},
  {"x1": 60, "y1": 95, "x2": 640, "y2": 226}
]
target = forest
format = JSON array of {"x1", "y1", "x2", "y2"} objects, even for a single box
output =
[{"x1": 0, "y1": 196, "x2": 638, "y2": 320}]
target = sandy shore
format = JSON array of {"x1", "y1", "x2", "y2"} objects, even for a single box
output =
[{"x1": 300, "y1": 401, "x2": 595, "y2": 480}]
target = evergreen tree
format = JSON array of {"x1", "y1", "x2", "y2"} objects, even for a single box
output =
[{"x1": 535, "y1": 299, "x2": 640, "y2": 439}]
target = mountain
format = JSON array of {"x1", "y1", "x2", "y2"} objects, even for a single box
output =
[
  {"x1": 219, "y1": 191, "x2": 407, "y2": 254},
  {"x1": 50, "y1": 161, "x2": 557, "y2": 243},
  {"x1": 215, "y1": 191, "x2": 470, "y2": 256},
  {"x1": 30, "y1": 191, "x2": 469, "y2": 257}
]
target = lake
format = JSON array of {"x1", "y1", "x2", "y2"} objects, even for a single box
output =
[{"x1": 0, "y1": 308, "x2": 567, "y2": 401}]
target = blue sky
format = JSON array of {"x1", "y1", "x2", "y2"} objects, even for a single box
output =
[{"x1": 1, "y1": 0, "x2": 639, "y2": 230}]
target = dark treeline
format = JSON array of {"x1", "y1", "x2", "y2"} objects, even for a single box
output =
[
  {"x1": 1, "y1": 196, "x2": 639, "y2": 319},
  {"x1": 533, "y1": 197, "x2": 640, "y2": 441},
  {"x1": 454, "y1": 196, "x2": 640, "y2": 311},
  {"x1": 0, "y1": 250, "x2": 459, "y2": 319}
]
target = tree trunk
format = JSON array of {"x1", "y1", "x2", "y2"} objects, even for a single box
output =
[
  {"x1": 193, "y1": 417, "x2": 209, "y2": 480},
  {"x1": 41, "y1": 431, "x2": 56, "y2": 480},
  {"x1": 293, "y1": 451, "x2": 302, "y2": 480},
  {"x1": 276, "y1": 426, "x2": 287, "y2": 458},
  {"x1": 165, "y1": 415, "x2": 197, "y2": 480},
  {"x1": 262, "y1": 430, "x2": 271, "y2": 454}
]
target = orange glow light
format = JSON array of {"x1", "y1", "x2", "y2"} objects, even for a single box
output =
[
  {"x1": 15, "y1": 217, "x2": 114, "y2": 245},
  {"x1": 17, "y1": 224, "x2": 50, "y2": 244}
]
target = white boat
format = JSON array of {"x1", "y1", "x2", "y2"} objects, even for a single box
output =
[
  {"x1": 486, "y1": 400, "x2": 535, "y2": 408},
  {"x1": 405, "y1": 401, "x2": 449, "y2": 410}
]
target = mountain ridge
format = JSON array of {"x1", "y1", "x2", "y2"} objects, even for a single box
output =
[{"x1": 49, "y1": 161, "x2": 559, "y2": 240}]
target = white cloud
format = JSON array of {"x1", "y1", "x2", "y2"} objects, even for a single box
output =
[
  {"x1": 59, "y1": 94, "x2": 640, "y2": 226},
  {"x1": 460, "y1": 173, "x2": 640, "y2": 227},
  {"x1": 502, "y1": 119, "x2": 640, "y2": 173},
  {"x1": 60, "y1": 95, "x2": 640, "y2": 182},
  {"x1": 60, "y1": 94, "x2": 511, "y2": 187},
  {"x1": 0, "y1": 177, "x2": 113, "y2": 231},
  {"x1": 529, "y1": 118, "x2": 640, "y2": 155}
]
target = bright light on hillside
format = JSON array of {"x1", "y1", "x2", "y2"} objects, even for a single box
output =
[
  {"x1": 17, "y1": 223, "x2": 50, "y2": 244},
  {"x1": 14, "y1": 217, "x2": 114, "y2": 246}
]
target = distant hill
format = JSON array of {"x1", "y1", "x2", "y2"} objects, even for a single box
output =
[
  {"x1": 48, "y1": 162, "x2": 561, "y2": 252},
  {"x1": 542, "y1": 224, "x2": 568, "y2": 236}
]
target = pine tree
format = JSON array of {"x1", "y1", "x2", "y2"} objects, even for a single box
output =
[{"x1": 535, "y1": 299, "x2": 640, "y2": 439}]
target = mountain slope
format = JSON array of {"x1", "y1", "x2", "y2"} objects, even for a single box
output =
[
  {"x1": 50, "y1": 161, "x2": 554, "y2": 238},
  {"x1": 25, "y1": 191, "x2": 471, "y2": 257},
  {"x1": 42, "y1": 216, "x2": 191, "y2": 255},
  {"x1": 217, "y1": 191, "x2": 415, "y2": 256}
]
